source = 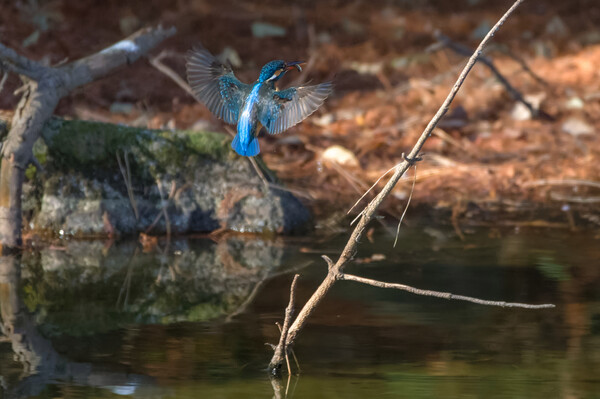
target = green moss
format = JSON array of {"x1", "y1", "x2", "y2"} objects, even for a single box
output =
[
  {"x1": 184, "y1": 302, "x2": 228, "y2": 322},
  {"x1": 32, "y1": 139, "x2": 48, "y2": 165},
  {"x1": 182, "y1": 130, "x2": 230, "y2": 159},
  {"x1": 41, "y1": 118, "x2": 231, "y2": 178},
  {"x1": 43, "y1": 118, "x2": 140, "y2": 167},
  {"x1": 25, "y1": 164, "x2": 37, "y2": 180}
]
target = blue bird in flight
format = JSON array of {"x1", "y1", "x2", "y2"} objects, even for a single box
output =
[{"x1": 186, "y1": 47, "x2": 332, "y2": 157}]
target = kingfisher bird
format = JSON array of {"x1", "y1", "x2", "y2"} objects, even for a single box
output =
[{"x1": 186, "y1": 46, "x2": 332, "y2": 157}]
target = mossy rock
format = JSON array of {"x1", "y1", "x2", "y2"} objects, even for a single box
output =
[{"x1": 22, "y1": 117, "x2": 310, "y2": 236}]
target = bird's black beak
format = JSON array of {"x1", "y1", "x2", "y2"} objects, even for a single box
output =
[{"x1": 285, "y1": 61, "x2": 304, "y2": 72}]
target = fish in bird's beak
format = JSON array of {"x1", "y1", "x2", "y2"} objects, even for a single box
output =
[{"x1": 285, "y1": 61, "x2": 304, "y2": 72}]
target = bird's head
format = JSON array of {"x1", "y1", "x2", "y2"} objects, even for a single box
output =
[{"x1": 258, "y1": 60, "x2": 303, "y2": 83}]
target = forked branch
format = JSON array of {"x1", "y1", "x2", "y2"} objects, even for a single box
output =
[{"x1": 268, "y1": 0, "x2": 555, "y2": 375}]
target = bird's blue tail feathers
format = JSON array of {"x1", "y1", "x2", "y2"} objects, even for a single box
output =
[{"x1": 232, "y1": 133, "x2": 260, "y2": 157}]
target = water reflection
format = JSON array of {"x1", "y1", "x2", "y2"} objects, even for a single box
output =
[
  {"x1": 0, "y1": 227, "x2": 599, "y2": 398},
  {"x1": 20, "y1": 236, "x2": 301, "y2": 334},
  {"x1": 0, "y1": 255, "x2": 160, "y2": 398},
  {"x1": 0, "y1": 235, "x2": 306, "y2": 397}
]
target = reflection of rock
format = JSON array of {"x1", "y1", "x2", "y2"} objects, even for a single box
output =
[
  {"x1": 0, "y1": 255, "x2": 160, "y2": 398},
  {"x1": 17, "y1": 117, "x2": 311, "y2": 237},
  {"x1": 21, "y1": 236, "x2": 291, "y2": 335}
]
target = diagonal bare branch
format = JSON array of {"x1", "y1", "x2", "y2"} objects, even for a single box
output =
[
  {"x1": 274, "y1": 0, "x2": 533, "y2": 364},
  {"x1": 434, "y1": 31, "x2": 553, "y2": 121},
  {"x1": 148, "y1": 50, "x2": 195, "y2": 97},
  {"x1": 0, "y1": 43, "x2": 46, "y2": 80},
  {"x1": 60, "y1": 25, "x2": 176, "y2": 90}
]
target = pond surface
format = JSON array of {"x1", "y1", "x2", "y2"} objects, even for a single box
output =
[{"x1": 1, "y1": 223, "x2": 599, "y2": 398}]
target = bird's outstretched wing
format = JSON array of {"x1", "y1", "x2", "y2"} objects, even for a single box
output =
[
  {"x1": 186, "y1": 47, "x2": 251, "y2": 124},
  {"x1": 258, "y1": 82, "x2": 332, "y2": 135}
]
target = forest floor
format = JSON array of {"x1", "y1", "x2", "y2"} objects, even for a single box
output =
[{"x1": 1, "y1": 0, "x2": 600, "y2": 230}]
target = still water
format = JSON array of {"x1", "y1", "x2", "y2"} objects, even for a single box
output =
[{"x1": 0, "y1": 224, "x2": 599, "y2": 398}]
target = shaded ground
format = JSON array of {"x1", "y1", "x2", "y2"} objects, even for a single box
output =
[{"x1": 1, "y1": 0, "x2": 600, "y2": 229}]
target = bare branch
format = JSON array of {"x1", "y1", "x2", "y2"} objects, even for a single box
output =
[
  {"x1": 393, "y1": 164, "x2": 416, "y2": 248},
  {"x1": 279, "y1": 0, "x2": 530, "y2": 356},
  {"x1": 61, "y1": 25, "x2": 176, "y2": 90},
  {"x1": 0, "y1": 43, "x2": 46, "y2": 80},
  {"x1": 0, "y1": 71, "x2": 8, "y2": 95},
  {"x1": 116, "y1": 150, "x2": 139, "y2": 222},
  {"x1": 490, "y1": 44, "x2": 549, "y2": 87},
  {"x1": 148, "y1": 50, "x2": 195, "y2": 97},
  {"x1": 321, "y1": 255, "x2": 334, "y2": 271},
  {"x1": 269, "y1": 274, "x2": 300, "y2": 374},
  {"x1": 434, "y1": 31, "x2": 553, "y2": 121},
  {"x1": 523, "y1": 178, "x2": 600, "y2": 190},
  {"x1": 247, "y1": 155, "x2": 270, "y2": 190},
  {"x1": 549, "y1": 193, "x2": 600, "y2": 204},
  {"x1": 347, "y1": 164, "x2": 397, "y2": 215},
  {"x1": 339, "y1": 273, "x2": 555, "y2": 309}
]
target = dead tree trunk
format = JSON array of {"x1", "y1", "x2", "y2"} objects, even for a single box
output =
[{"x1": 0, "y1": 26, "x2": 176, "y2": 250}]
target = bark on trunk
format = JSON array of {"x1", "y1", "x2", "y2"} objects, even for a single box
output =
[
  {"x1": 0, "y1": 157, "x2": 25, "y2": 249},
  {"x1": 0, "y1": 82, "x2": 60, "y2": 249}
]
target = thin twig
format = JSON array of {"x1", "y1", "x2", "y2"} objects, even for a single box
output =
[
  {"x1": 276, "y1": 323, "x2": 292, "y2": 376},
  {"x1": 226, "y1": 260, "x2": 313, "y2": 322},
  {"x1": 348, "y1": 164, "x2": 401, "y2": 225},
  {"x1": 393, "y1": 165, "x2": 417, "y2": 248},
  {"x1": 491, "y1": 44, "x2": 548, "y2": 87},
  {"x1": 276, "y1": 321, "x2": 302, "y2": 378},
  {"x1": 223, "y1": 124, "x2": 270, "y2": 189},
  {"x1": 269, "y1": 274, "x2": 300, "y2": 374},
  {"x1": 434, "y1": 31, "x2": 552, "y2": 120},
  {"x1": 116, "y1": 248, "x2": 139, "y2": 309},
  {"x1": 148, "y1": 50, "x2": 195, "y2": 97},
  {"x1": 285, "y1": 370, "x2": 292, "y2": 396},
  {"x1": 523, "y1": 178, "x2": 600, "y2": 190},
  {"x1": 433, "y1": 128, "x2": 470, "y2": 151},
  {"x1": 145, "y1": 180, "x2": 176, "y2": 234},
  {"x1": 0, "y1": 43, "x2": 45, "y2": 80},
  {"x1": 290, "y1": 348, "x2": 301, "y2": 373},
  {"x1": 291, "y1": 24, "x2": 318, "y2": 87},
  {"x1": 248, "y1": 156, "x2": 270, "y2": 190},
  {"x1": 549, "y1": 193, "x2": 600, "y2": 204},
  {"x1": 0, "y1": 71, "x2": 8, "y2": 95},
  {"x1": 116, "y1": 150, "x2": 139, "y2": 221},
  {"x1": 155, "y1": 179, "x2": 172, "y2": 243},
  {"x1": 269, "y1": 182, "x2": 313, "y2": 200},
  {"x1": 328, "y1": 160, "x2": 369, "y2": 194},
  {"x1": 350, "y1": 209, "x2": 365, "y2": 226},
  {"x1": 339, "y1": 273, "x2": 555, "y2": 309}
]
